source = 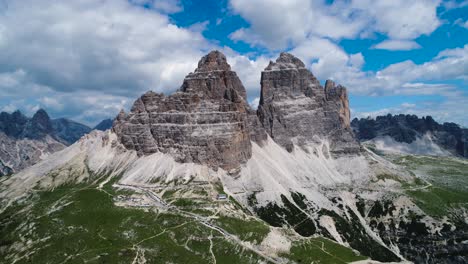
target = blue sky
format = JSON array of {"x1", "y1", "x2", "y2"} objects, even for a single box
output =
[{"x1": 0, "y1": 0, "x2": 467, "y2": 127}]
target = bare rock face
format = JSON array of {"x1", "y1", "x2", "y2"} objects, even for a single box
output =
[
  {"x1": 324, "y1": 80, "x2": 351, "y2": 129},
  {"x1": 113, "y1": 51, "x2": 359, "y2": 170},
  {"x1": 0, "y1": 109, "x2": 91, "y2": 175},
  {"x1": 0, "y1": 132, "x2": 66, "y2": 176},
  {"x1": 257, "y1": 52, "x2": 359, "y2": 154},
  {"x1": 113, "y1": 51, "x2": 255, "y2": 171}
]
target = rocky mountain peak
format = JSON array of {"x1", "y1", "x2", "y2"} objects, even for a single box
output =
[
  {"x1": 22, "y1": 109, "x2": 54, "y2": 139},
  {"x1": 11, "y1": 110, "x2": 27, "y2": 121},
  {"x1": 0, "y1": 110, "x2": 28, "y2": 138},
  {"x1": 260, "y1": 53, "x2": 322, "y2": 106},
  {"x1": 276, "y1": 52, "x2": 306, "y2": 68},
  {"x1": 180, "y1": 50, "x2": 247, "y2": 101},
  {"x1": 264, "y1": 52, "x2": 306, "y2": 72},
  {"x1": 113, "y1": 51, "x2": 360, "y2": 170},
  {"x1": 195, "y1": 50, "x2": 231, "y2": 72},
  {"x1": 351, "y1": 114, "x2": 468, "y2": 157},
  {"x1": 258, "y1": 52, "x2": 359, "y2": 154},
  {"x1": 31, "y1": 109, "x2": 52, "y2": 126},
  {"x1": 113, "y1": 50, "x2": 253, "y2": 171}
]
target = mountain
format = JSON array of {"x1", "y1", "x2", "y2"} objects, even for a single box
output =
[
  {"x1": 1, "y1": 51, "x2": 467, "y2": 264},
  {"x1": 52, "y1": 118, "x2": 92, "y2": 145},
  {"x1": 113, "y1": 50, "x2": 259, "y2": 171},
  {"x1": 0, "y1": 109, "x2": 91, "y2": 175},
  {"x1": 93, "y1": 118, "x2": 113, "y2": 131},
  {"x1": 257, "y1": 53, "x2": 359, "y2": 154},
  {"x1": 351, "y1": 114, "x2": 468, "y2": 157}
]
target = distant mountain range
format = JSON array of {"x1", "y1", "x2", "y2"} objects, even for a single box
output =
[
  {"x1": 0, "y1": 109, "x2": 112, "y2": 176},
  {"x1": 93, "y1": 118, "x2": 113, "y2": 131},
  {"x1": 351, "y1": 114, "x2": 468, "y2": 158}
]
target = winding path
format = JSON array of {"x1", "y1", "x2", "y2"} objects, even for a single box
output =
[{"x1": 114, "y1": 183, "x2": 282, "y2": 264}]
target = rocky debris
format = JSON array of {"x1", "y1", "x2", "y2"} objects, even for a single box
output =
[
  {"x1": 257, "y1": 52, "x2": 360, "y2": 154},
  {"x1": 0, "y1": 132, "x2": 66, "y2": 176},
  {"x1": 365, "y1": 198, "x2": 468, "y2": 264},
  {"x1": 0, "y1": 109, "x2": 91, "y2": 175},
  {"x1": 351, "y1": 114, "x2": 468, "y2": 158},
  {"x1": 113, "y1": 51, "x2": 255, "y2": 171},
  {"x1": 93, "y1": 118, "x2": 114, "y2": 131}
]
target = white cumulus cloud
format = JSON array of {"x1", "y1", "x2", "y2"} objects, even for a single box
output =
[
  {"x1": 229, "y1": 0, "x2": 442, "y2": 51},
  {"x1": 373, "y1": 40, "x2": 422, "y2": 51}
]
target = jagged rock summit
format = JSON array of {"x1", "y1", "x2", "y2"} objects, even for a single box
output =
[
  {"x1": 352, "y1": 114, "x2": 468, "y2": 157},
  {"x1": 257, "y1": 52, "x2": 359, "y2": 154},
  {"x1": 113, "y1": 50, "x2": 253, "y2": 171},
  {"x1": 113, "y1": 51, "x2": 359, "y2": 171},
  {"x1": 0, "y1": 109, "x2": 92, "y2": 175}
]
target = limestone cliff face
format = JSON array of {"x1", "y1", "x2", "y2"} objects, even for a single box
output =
[
  {"x1": 324, "y1": 80, "x2": 351, "y2": 129},
  {"x1": 113, "y1": 51, "x2": 255, "y2": 171},
  {"x1": 257, "y1": 52, "x2": 359, "y2": 154},
  {"x1": 113, "y1": 51, "x2": 360, "y2": 171}
]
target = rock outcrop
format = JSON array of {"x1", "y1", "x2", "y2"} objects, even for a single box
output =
[
  {"x1": 0, "y1": 109, "x2": 91, "y2": 144},
  {"x1": 351, "y1": 114, "x2": 468, "y2": 158},
  {"x1": 0, "y1": 132, "x2": 65, "y2": 176},
  {"x1": 20, "y1": 109, "x2": 55, "y2": 139},
  {"x1": 0, "y1": 109, "x2": 91, "y2": 175},
  {"x1": 257, "y1": 52, "x2": 359, "y2": 154},
  {"x1": 113, "y1": 51, "x2": 256, "y2": 171},
  {"x1": 113, "y1": 51, "x2": 361, "y2": 170}
]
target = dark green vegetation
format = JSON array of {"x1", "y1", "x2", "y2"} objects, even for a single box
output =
[
  {"x1": 249, "y1": 192, "x2": 400, "y2": 262},
  {"x1": 373, "y1": 172, "x2": 425, "y2": 187},
  {"x1": 407, "y1": 186, "x2": 468, "y2": 218},
  {"x1": 282, "y1": 237, "x2": 367, "y2": 263},
  {"x1": 364, "y1": 153, "x2": 468, "y2": 263},
  {"x1": 395, "y1": 155, "x2": 468, "y2": 191},
  {"x1": 319, "y1": 208, "x2": 400, "y2": 262},
  {"x1": 0, "y1": 177, "x2": 370, "y2": 264},
  {"x1": 0, "y1": 184, "x2": 265, "y2": 264},
  {"x1": 214, "y1": 216, "x2": 270, "y2": 243}
]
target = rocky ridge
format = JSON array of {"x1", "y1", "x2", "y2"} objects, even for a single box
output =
[
  {"x1": 0, "y1": 109, "x2": 92, "y2": 145},
  {"x1": 351, "y1": 114, "x2": 468, "y2": 157},
  {"x1": 0, "y1": 109, "x2": 92, "y2": 175},
  {"x1": 257, "y1": 53, "x2": 359, "y2": 154},
  {"x1": 113, "y1": 51, "x2": 257, "y2": 171},
  {"x1": 113, "y1": 51, "x2": 357, "y2": 170}
]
